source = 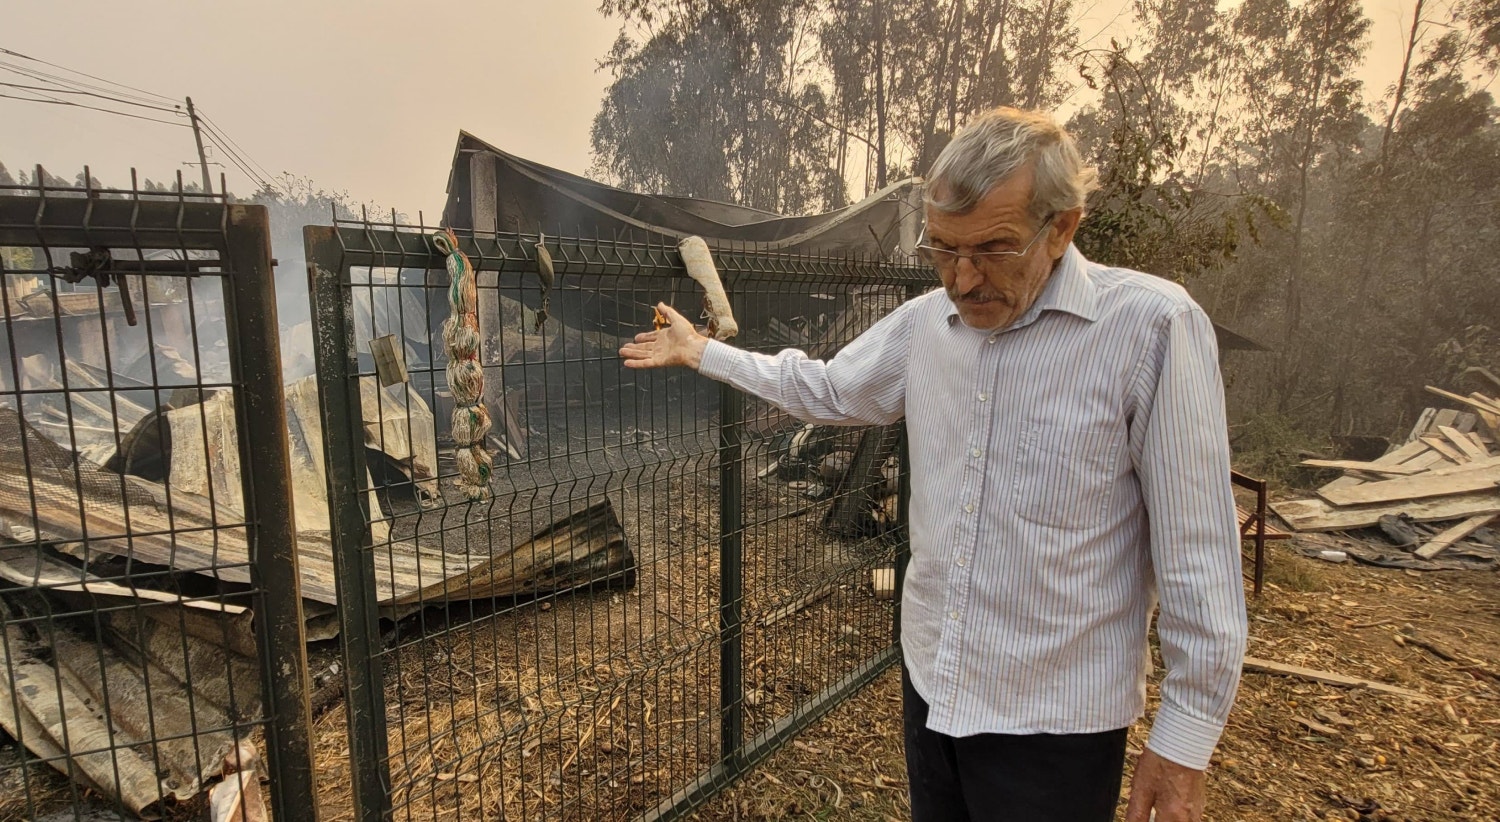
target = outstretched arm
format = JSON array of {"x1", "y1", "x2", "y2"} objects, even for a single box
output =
[{"x1": 619, "y1": 300, "x2": 915, "y2": 427}]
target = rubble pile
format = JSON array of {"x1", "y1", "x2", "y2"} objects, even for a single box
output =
[{"x1": 1271, "y1": 382, "x2": 1500, "y2": 570}]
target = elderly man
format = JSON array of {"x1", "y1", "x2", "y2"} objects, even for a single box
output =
[{"x1": 621, "y1": 107, "x2": 1247, "y2": 822}]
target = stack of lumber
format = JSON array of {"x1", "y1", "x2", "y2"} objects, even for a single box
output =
[{"x1": 1271, "y1": 386, "x2": 1500, "y2": 560}]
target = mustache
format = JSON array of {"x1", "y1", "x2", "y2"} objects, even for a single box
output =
[{"x1": 947, "y1": 286, "x2": 1010, "y2": 304}]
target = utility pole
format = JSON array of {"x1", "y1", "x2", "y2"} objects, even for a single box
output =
[{"x1": 185, "y1": 96, "x2": 213, "y2": 195}]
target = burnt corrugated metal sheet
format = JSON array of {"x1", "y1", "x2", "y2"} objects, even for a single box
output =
[{"x1": 0, "y1": 571, "x2": 259, "y2": 818}]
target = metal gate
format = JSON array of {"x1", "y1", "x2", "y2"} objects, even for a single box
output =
[
  {"x1": 306, "y1": 218, "x2": 927, "y2": 821},
  {"x1": 0, "y1": 171, "x2": 313, "y2": 820}
]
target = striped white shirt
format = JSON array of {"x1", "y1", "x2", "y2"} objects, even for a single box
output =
[{"x1": 700, "y1": 245, "x2": 1247, "y2": 770}]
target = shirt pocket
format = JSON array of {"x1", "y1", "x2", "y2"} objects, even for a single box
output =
[{"x1": 1013, "y1": 423, "x2": 1124, "y2": 530}]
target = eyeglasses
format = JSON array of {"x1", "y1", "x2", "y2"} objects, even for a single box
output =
[{"x1": 916, "y1": 214, "x2": 1055, "y2": 272}]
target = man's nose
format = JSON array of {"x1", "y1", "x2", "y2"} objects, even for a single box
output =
[{"x1": 953, "y1": 257, "x2": 986, "y2": 293}]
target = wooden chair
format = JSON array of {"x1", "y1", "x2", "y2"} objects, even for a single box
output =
[{"x1": 1231, "y1": 470, "x2": 1292, "y2": 596}]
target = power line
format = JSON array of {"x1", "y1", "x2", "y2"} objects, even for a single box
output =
[
  {"x1": 0, "y1": 46, "x2": 176, "y2": 104},
  {"x1": 0, "y1": 91, "x2": 189, "y2": 128},
  {"x1": 0, "y1": 80, "x2": 183, "y2": 115},
  {"x1": 196, "y1": 117, "x2": 279, "y2": 192},
  {"x1": 203, "y1": 130, "x2": 269, "y2": 191},
  {"x1": 0, "y1": 58, "x2": 170, "y2": 109},
  {"x1": 194, "y1": 121, "x2": 272, "y2": 192},
  {"x1": 0, "y1": 46, "x2": 283, "y2": 196},
  {"x1": 197, "y1": 110, "x2": 277, "y2": 184}
]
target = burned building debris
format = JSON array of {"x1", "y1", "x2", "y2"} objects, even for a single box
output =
[{"x1": 1271, "y1": 384, "x2": 1500, "y2": 570}]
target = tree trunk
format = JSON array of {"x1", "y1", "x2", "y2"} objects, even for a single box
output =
[
  {"x1": 1329, "y1": 0, "x2": 1423, "y2": 431},
  {"x1": 1024, "y1": 0, "x2": 1058, "y2": 108},
  {"x1": 946, "y1": 0, "x2": 966, "y2": 136},
  {"x1": 920, "y1": 0, "x2": 966, "y2": 171},
  {"x1": 874, "y1": 0, "x2": 889, "y2": 188},
  {"x1": 1276, "y1": 1, "x2": 1339, "y2": 412},
  {"x1": 1381, "y1": 0, "x2": 1425, "y2": 166}
]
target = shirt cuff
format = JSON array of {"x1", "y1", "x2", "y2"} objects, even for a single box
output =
[
  {"x1": 698, "y1": 338, "x2": 742, "y2": 381},
  {"x1": 1145, "y1": 702, "x2": 1226, "y2": 770}
]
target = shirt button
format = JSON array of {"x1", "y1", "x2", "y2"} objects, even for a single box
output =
[
  {"x1": 950, "y1": 610, "x2": 960, "y2": 620},
  {"x1": 977, "y1": 392, "x2": 988, "y2": 402},
  {"x1": 963, "y1": 503, "x2": 975, "y2": 513},
  {"x1": 956, "y1": 557, "x2": 966, "y2": 567},
  {"x1": 987, "y1": 336, "x2": 997, "y2": 344},
  {"x1": 970, "y1": 447, "x2": 982, "y2": 458}
]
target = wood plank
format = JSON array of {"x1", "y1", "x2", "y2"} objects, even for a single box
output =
[
  {"x1": 1319, "y1": 464, "x2": 1500, "y2": 507},
  {"x1": 1407, "y1": 407, "x2": 1438, "y2": 443},
  {"x1": 1415, "y1": 513, "x2": 1500, "y2": 559},
  {"x1": 1468, "y1": 394, "x2": 1500, "y2": 439},
  {"x1": 1300, "y1": 459, "x2": 1424, "y2": 475},
  {"x1": 1243, "y1": 657, "x2": 1430, "y2": 700},
  {"x1": 1426, "y1": 385, "x2": 1500, "y2": 416},
  {"x1": 1398, "y1": 450, "x2": 1449, "y2": 472},
  {"x1": 1468, "y1": 430, "x2": 1493, "y2": 455},
  {"x1": 1420, "y1": 435, "x2": 1467, "y2": 464},
  {"x1": 1270, "y1": 492, "x2": 1500, "y2": 532},
  {"x1": 1438, "y1": 425, "x2": 1488, "y2": 461},
  {"x1": 1319, "y1": 440, "x2": 1432, "y2": 493},
  {"x1": 1454, "y1": 412, "x2": 1478, "y2": 434},
  {"x1": 1408, "y1": 455, "x2": 1499, "y2": 477}
]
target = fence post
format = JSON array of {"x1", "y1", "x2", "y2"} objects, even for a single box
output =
[
  {"x1": 306, "y1": 226, "x2": 391, "y2": 822},
  {"x1": 224, "y1": 204, "x2": 317, "y2": 819},
  {"x1": 718, "y1": 375, "x2": 745, "y2": 770}
]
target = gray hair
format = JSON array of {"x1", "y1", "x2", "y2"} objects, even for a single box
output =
[{"x1": 925, "y1": 107, "x2": 1098, "y2": 221}]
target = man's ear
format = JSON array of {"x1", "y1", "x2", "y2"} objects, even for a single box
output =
[{"x1": 1048, "y1": 208, "x2": 1083, "y2": 257}]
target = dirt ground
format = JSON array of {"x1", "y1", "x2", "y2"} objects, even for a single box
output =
[
  {"x1": 5, "y1": 475, "x2": 1495, "y2": 821},
  {"x1": 306, "y1": 452, "x2": 897, "y2": 822},
  {"x1": 689, "y1": 540, "x2": 1500, "y2": 822}
]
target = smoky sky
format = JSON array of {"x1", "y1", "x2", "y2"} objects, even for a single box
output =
[{"x1": 4, "y1": 0, "x2": 1413, "y2": 214}]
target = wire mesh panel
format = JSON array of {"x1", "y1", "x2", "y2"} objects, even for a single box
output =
[
  {"x1": 306, "y1": 221, "x2": 931, "y2": 821},
  {"x1": 0, "y1": 172, "x2": 313, "y2": 821}
]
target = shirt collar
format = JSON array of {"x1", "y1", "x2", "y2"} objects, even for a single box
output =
[{"x1": 943, "y1": 244, "x2": 1100, "y2": 328}]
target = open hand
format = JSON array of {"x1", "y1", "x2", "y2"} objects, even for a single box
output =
[
  {"x1": 1124, "y1": 748, "x2": 1205, "y2": 822},
  {"x1": 619, "y1": 303, "x2": 709, "y2": 370}
]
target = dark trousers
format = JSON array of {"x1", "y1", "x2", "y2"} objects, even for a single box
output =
[{"x1": 903, "y1": 668, "x2": 1128, "y2": 822}]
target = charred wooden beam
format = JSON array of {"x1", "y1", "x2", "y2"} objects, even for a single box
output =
[{"x1": 823, "y1": 425, "x2": 900, "y2": 537}]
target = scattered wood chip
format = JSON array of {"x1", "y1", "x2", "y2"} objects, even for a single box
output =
[
  {"x1": 1312, "y1": 706, "x2": 1355, "y2": 727},
  {"x1": 1294, "y1": 715, "x2": 1342, "y2": 736}
]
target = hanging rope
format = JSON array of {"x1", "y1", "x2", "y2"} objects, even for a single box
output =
[{"x1": 434, "y1": 228, "x2": 491, "y2": 501}]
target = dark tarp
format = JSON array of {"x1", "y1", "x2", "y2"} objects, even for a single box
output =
[{"x1": 439, "y1": 132, "x2": 1266, "y2": 352}]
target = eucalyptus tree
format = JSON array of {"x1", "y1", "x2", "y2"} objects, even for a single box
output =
[{"x1": 591, "y1": 0, "x2": 848, "y2": 213}]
